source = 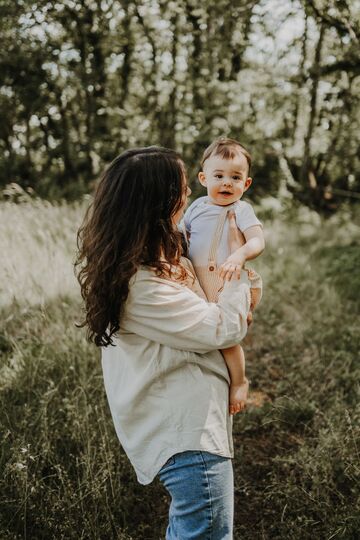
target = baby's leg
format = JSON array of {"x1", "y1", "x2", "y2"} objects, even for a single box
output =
[
  {"x1": 247, "y1": 268, "x2": 263, "y2": 312},
  {"x1": 221, "y1": 344, "x2": 249, "y2": 415},
  {"x1": 250, "y1": 288, "x2": 261, "y2": 312}
]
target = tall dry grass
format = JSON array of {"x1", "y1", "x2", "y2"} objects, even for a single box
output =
[{"x1": 0, "y1": 199, "x2": 87, "y2": 307}]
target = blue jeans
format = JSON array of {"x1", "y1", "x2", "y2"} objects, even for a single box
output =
[{"x1": 158, "y1": 451, "x2": 234, "y2": 539}]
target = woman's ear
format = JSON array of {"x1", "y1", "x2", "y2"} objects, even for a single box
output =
[{"x1": 198, "y1": 171, "x2": 207, "y2": 187}]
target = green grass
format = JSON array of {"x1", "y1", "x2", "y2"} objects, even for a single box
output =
[{"x1": 1, "y1": 200, "x2": 359, "y2": 539}]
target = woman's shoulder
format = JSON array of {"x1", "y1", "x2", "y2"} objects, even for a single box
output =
[
  {"x1": 127, "y1": 268, "x2": 186, "y2": 311},
  {"x1": 131, "y1": 266, "x2": 168, "y2": 284},
  {"x1": 130, "y1": 262, "x2": 207, "y2": 300},
  {"x1": 130, "y1": 265, "x2": 187, "y2": 290}
]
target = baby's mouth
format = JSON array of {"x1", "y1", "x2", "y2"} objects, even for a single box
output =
[{"x1": 219, "y1": 191, "x2": 233, "y2": 195}]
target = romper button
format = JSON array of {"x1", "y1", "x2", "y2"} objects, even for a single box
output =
[{"x1": 209, "y1": 265, "x2": 215, "y2": 271}]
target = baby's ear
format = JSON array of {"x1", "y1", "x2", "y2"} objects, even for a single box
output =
[
  {"x1": 198, "y1": 171, "x2": 207, "y2": 187},
  {"x1": 244, "y1": 177, "x2": 252, "y2": 191}
]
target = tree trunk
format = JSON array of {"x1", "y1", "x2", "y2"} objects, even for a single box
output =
[
  {"x1": 159, "y1": 12, "x2": 179, "y2": 149},
  {"x1": 292, "y1": 10, "x2": 308, "y2": 143},
  {"x1": 119, "y1": 0, "x2": 133, "y2": 107},
  {"x1": 300, "y1": 22, "x2": 325, "y2": 186}
]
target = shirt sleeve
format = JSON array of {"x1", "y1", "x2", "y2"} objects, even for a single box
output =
[
  {"x1": 121, "y1": 273, "x2": 251, "y2": 354},
  {"x1": 183, "y1": 196, "x2": 205, "y2": 232},
  {"x1": 183, "y1": 206, "x2": 192, "y2": 232},
  {"x1": 235, "y1": 201, "x2": 262, "y2": 233}
]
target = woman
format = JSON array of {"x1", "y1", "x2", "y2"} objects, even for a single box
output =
[{"x1": 76, "y1": 146, "x2": 251, "y2": 539}]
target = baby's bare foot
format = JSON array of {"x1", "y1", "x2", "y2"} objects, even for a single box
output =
[{"x1": 229, "y1": 380, "x2": 249, "y2": 415}]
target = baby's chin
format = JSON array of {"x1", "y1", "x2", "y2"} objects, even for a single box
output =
[{"x1": 208, "y1": 196, "x2": 238, "y2": 206}]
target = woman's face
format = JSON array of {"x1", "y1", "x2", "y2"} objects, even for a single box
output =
[{"x1": 172, "y1": 163, "x2": 192, "y2": 225}]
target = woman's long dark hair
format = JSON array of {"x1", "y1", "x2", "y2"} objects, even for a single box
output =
[{"x1": 75, "y1": 146, "x2": 187, "y2": 347}]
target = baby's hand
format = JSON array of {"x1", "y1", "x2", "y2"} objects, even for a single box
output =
[
  {"x1": 229, "y1": 379, "x2": 249, "y2": 415},
  {"x1": 219, "y1": 251, "x2": 247, "y2": 281}
]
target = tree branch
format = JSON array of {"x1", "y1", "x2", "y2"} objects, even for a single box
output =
[
  {"x1": 306, "y1": 0, "x2": 359, "y2": 41},
  {"x1": 317, "y1": 59, "x2": 360, "y2": 76}
]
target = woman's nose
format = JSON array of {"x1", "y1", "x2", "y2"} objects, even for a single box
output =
[{"x1": 186, "y1": 185, "x2": 192, "y2": 196}]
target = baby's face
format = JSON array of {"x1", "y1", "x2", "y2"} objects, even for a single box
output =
[{"x1": 198, "y1": 152, "x2": 252, "y2": 206}]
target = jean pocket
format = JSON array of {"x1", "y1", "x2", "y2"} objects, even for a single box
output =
[{"x1": 160, "y1": 455, "x2": 175, "y2": 471}]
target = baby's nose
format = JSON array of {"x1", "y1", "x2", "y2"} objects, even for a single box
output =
[{"x1": 222, "y1": 177, "x2": 232, "y2": 185}]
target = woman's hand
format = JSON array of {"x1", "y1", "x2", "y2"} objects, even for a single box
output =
[
  {"x1": 219, "y1": 211, "x2": 246, "y2": 281},
  {"x1": 227, "y1": 210, "x2": 245, "y2": 253}
]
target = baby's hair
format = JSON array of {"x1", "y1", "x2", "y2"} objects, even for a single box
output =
[{"x1": 201, "y1": 137, "x2": 252, "y2": 175}]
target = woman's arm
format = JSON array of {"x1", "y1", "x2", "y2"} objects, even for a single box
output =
[{"x1": 121, "y1": 272, "x2": 251, "y2": 354}]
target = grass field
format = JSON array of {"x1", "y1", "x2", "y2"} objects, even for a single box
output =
[{"x1": 0, "y1": 198, "x2": 359, "y2": 539}]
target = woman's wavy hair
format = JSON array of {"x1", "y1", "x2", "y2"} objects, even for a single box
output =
[{"x1": 75, "y1": 146, "x2": 187, "y2": 347}]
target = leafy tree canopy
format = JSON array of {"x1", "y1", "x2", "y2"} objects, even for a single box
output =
[{"x1": 0, "y1": 0, "x2": 359, "y2": 211}]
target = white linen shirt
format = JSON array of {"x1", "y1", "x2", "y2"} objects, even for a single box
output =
[{"x1": 101, "y1": 265, "x2": 251, "y2": 484}]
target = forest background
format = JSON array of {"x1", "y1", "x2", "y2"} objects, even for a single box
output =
[
  {"x1": 1, "y1": 0, "x2": 359, "y2": 207},
  {"x1": 0, "y1": 0, "x2": 359, "y2": 539}
]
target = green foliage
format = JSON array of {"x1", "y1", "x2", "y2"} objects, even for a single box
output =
[
  {"x1": 315, "y1": 244, "x2": 360, "y2": 310},
  {"x1": 0, "y1": 0, "x2": 359, "y2": 210},
  {"x1": 229, "y1": 204, "x2": 360, "y2": 539}
]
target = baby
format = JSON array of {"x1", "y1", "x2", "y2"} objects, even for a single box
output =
[{"x1": 183, "y1": 138, "x2": 265, "y2": 415}]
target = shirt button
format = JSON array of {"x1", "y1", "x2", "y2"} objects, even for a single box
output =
[{"x1": 209, "y1": 265, "x2": 215, "y2": 271}]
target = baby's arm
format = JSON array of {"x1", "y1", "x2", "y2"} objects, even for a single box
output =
[
  {"x1": 238, "y1": 225, "x2": 265, "y2": 261},
  {"x1": 222, "y1": 344, "x2": 249, "y2": 414},
  {"x1": 220, "y1": 223, "x2": 265, "y2": 281}
]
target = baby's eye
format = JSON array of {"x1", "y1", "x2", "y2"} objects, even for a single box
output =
[
  {"x1": 233, "y1": 176, "x2": 241, "y2": 181},
  {"x1": 215, "y1": 174, "x2": 223, "y2": 179}
]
